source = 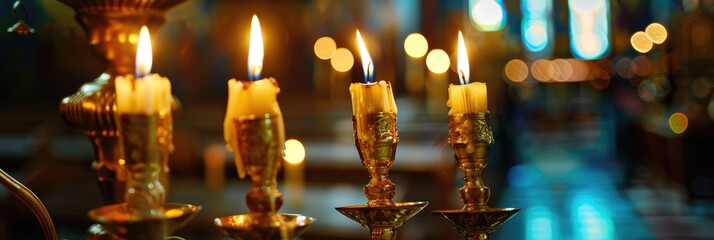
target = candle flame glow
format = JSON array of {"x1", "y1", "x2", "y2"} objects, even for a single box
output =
[
  {"x1": 457, "y1": 31, "x2": 470, "y2": 85},
  {"x1": 248, "y1": 15, "x2": 264, "y2": 81},
  {"x1": 136, "y1": 26, "x2": 152, "y2": 78},
  {"x1": 284, "y1": 139, "x2": 306, "y2": 164},
  {"x1": 356, "y1": 30, "x2": 374, "y2": 83}
]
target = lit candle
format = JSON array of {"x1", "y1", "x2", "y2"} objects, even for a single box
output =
[
  {"x1": 115, "y1": 26, "x2": 172, "y2": 115},
  {"x1": 447, "y1": 31, "x2": 487, "y2": 114},
  {"x1": 223, "y1": 15, "x2": 282, "y2": 178},
  {"x1": 348, "y1": 30, "x2": 398, "y2": 115},
  {"x1": 114, "y1": 25, "x2": 171, "y2": 218}
]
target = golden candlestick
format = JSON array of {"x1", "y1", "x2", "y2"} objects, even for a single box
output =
[
  {"x1": 335, "y1": 113, "x2": 428, "y2": 240},
  {"x1": 58, "y1": 0, "x2": 185, "y2": 206},
  {"x1": 215, "y1": 114, "x2": 314, "y2": 240},
  {"x1": 85, "y1": 113, "x2": 199, "y2": 240},
  {"x1": 432, "y1": 112, "x2": 518, "y2": 240}
]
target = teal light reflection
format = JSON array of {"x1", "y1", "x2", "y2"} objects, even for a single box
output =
[
  {"x1": 522, "y1": 0, "x2": 553, "y2": 59},
  {"x1": 571, "y1": 191, "x2": 615, "y2": 240},
  {"x1": 568, "y1": 0, "x2": 610, "y2": 60},
  {"x1": 469, "y1": 0, "x2": 507, "y2": 31},
  {"x1": 526, "y1": 206, "x2": 558, "y2": 240}
]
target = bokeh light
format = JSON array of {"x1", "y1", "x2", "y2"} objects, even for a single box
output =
[
  {"x1": 645, "y1": 23, "x2": 668, "y2": 44},
  {"x1": 404, "y1": 33, "x2": 428, "y2": 58},
  {"x1": 284, "y1": 139, "x2": 306, "y2": 164},
  {"x1": 531, "y1": 59, "x2": 554, "y2": 82},
  {"x1": 426, "y1": 49, "x2": 450, "y2": 74},
  {"x1": 314, "y1": 36, "x2": 337, "y2": 60},
  {"x1": 568, "y1": 58, "x2": 590, "y2": 81},
  {"x1": 330, "y1": 48, "x2": 354, "y2": 72},
  {"x1": 637, "y1": 80, "x2": 659, "y2": 102},
  {"x1": 691, "y1": 78, "x2": 710, "y2": 98},
  {"x1": 615, "y1": 58, "x2": 634, "y2": 79},
  {"x1": 569, "y1": 0, "x2": 610, "y2": 60},
  {"x1": 668, "y1": 112, "x2": 689, "y2": 134},
  {"x1": 504, "y1": 59, "x2": 529, "y2": 82},
  {"x1": 631, "y1": 31, "x2": 653, "y2": 53},
  {"x1": 470, "y1": 0, "x2": 506, "y2": 31},
  {"x1": 552, "y1": 58, "x2": 573, "y2": 82}
]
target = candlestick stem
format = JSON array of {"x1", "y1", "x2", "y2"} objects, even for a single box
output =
[
  {"x1": 353, "y1": 113, "x2": 398, "y2": 207},
  {"x1": 466, "y1": 232, "x2": 489, "y2": 240},
  {"x1": 370, "y1": 227, "x2": 394, "y2": 240},
  {"x1": 118, "y1": 114, "x2": 165, "y2": 219},
  {"x1": 433, "y1": 112, "x2": 518, "y2": 240}
]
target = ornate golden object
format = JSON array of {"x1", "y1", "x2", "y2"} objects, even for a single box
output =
[
  {"x1": 215, "y1": 115, "x2": 314, "y2": 240},
  {"x1": 336, "y1": 113, "x2": 428, "y2": 240},
  {"x1": 86, "y1": 113, "x2": 199, "y2": 240},
  {"x1": 0, "y1": 169, "x2": 57, "y2": 240},
  {"x1": 56, "y1": 1, "x2": 185, "y2": 237},
  {"x1": 6, "y1": 0, "x2": 35, "y2": 35},
  {"x1": 57, "y1": 0, "x2": 185, "y2": 206},
  {"x1": 88, "y1": 203, "x2": 200, "y2": 240},
  {"x1": 433, "y1": 112, "x2": 519, "y2": 240}
]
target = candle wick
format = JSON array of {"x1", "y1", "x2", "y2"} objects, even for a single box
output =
[
  {"x1": 366, "y1": 62, "x2": 374, "y2": 83},
  {"x1": 458, "y1": 70, "x2": 466, "y2": 85}
]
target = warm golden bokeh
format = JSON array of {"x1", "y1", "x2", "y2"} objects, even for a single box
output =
[
  {"x1": 404, "y1": 33, "x2": 428, "y2": 58},
  {"x1": 426, "y1": 49, "x2": 450, "y2": 74},
  {"x1": 631, "y1": 31, "x2": 653, "y2": 53},
  {"x1": 284, "y1": 139, "x2": 306, "y2": 164},
  {"x1": 330, "y1": 48, "x2": 354, "y2": 72},
  {"x1": 669, "y1": 112, "x2": 689, "y2": 134},
  {"x1": 504, "y1": 59, "x2": 529, "y2": 83},
  {"x1": 645, "y1": 23, "x2": 668, "y2": 44},
  {"x1": 314, "y1": 37, "x2": 337, "y2": 60}
]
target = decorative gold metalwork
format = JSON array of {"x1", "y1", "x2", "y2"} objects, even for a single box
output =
[
  {"x1": 118, "y1": 114, "x2": 165, "y2": 217},
  {"x1": 57, "y1": 0, "x2": 185, "y2": 207},
  {"x1": 336, "y1": 113, "x2": 428, "y2": 240},
  {"x1": 6, "y1": 0, "x2": 34, "y2": 35},
  {"x1": 433, "y1": 112, "x2": 519, "y2": 240},
  {"x1": 86, "y1": 113, "x2": 198, "y2": 240},
  {"x1": 88, "y1": 203, "x2": 200, "y2": 240},
  {"x1": 353, "y1": 113, "x2": 398, "y2": 207},
  {"x1": 214, "y1": 213, "x2": 315, "y2": 240},
  {"x1": 335, "y1": 202, "x2": 428, "y2": 240},
  {"x1": 215, "y1": 115, "x2": 314, "y2": 240},
  {"x1": 52, "y1": 0, "x2": 189, "y2": 238},
  {"x1": 0, "y1": 169, "x2": 57, "y2": 240}
]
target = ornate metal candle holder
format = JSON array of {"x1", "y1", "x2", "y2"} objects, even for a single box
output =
[
  {"x1": 335, "y1": 113, "x2": 428, "y2": 240},
  {"x1": 215, "y1": 115, "x2": 314, "y2": 240},
  {"x1": 86, "y1": 113, "x2": 199, "y2": 240},
  {"x1": 55, "y1": 0, "x2": 187, "y2": 238},
  {"x1": 432, "y1": 112, "x2": 518, "y2": 240},
  {"x1": 58, "y1": 0, "x2": 185, "y2": 207}
]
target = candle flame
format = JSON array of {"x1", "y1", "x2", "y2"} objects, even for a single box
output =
[
  {"x1": 136, "y1": 26, "x2": 152, "y2": 78},
  {"x1": 457, "y1": 31, "x2": 470, "y2": 85},
  {"x1": 248, "y1": 15, "x2": 264, "y2": 81},
  {"x1": 356, "y1": 30, "x2": 374, "y2": 83}
]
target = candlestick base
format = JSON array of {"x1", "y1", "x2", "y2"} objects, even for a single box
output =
[
  {"x1": 214, "y1": 213, "x2": 315, "y2": 240},
  {"x1": 88, "y1": 203, "x2": 200, "y2": 240},
  {"x1": 335, "y1": 201, "x2": 428, "y2": 240},
  {"x1": 432, "y1": 208, "x2": 519, "y2": 240}
]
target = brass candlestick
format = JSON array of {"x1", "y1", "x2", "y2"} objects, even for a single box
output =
[
  {"x1": 335, "y1": 113, "x2": 428, "y2": 240},
  {"x1": 215, "y1": 115, "x2": 314, "y2": 240},
  {"x1": 58, "y1": 0, "x2": 185, "y2": 207},
  {"x1": 432, "y1": 112, "x2": 518, "y2": 240},
  {"x1": 56, "y1": 1, "x2": 186, "y2": 238},
  {"x1": 86, "y1": 113, "x2": 199, "y2": 240}
]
